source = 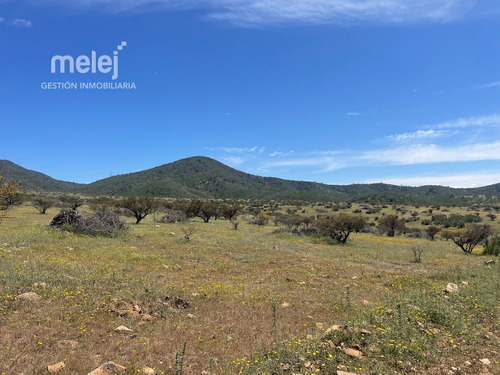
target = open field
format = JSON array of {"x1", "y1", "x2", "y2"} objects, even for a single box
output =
[{"x1": 0, "y1": 204, "x2": 499, "y2": 374}]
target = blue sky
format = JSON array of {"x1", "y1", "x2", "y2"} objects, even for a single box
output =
[{"x1": 1, "y1": 0, "x2": 500, "y2": 187}]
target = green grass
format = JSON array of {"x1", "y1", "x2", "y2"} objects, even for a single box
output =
[{"x1": 0, "y1": 204, "x2": 498, "y2": 374}]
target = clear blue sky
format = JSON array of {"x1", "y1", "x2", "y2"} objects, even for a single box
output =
[{"x1": 1, "y1": 0, "x2": 499, "y2": 187}]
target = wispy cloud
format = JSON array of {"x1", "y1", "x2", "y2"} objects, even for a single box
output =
[
  {"x1": 222, "y1": 156, "x2": 244, "y2": 166},
  {"x1": 0, "y1": 17, "x2": 5, "y2": 23},
  {"x1": 366, "y1": 171, "x2": 500, "y2": 188},
  {"x1": 41, "y1": 0, "x2": 483, "y2": 26},
  {"x1": 347, "y1": 112, "x2": 360, "y2": 116},
  {"x1": 10, "y1": 18, "x2": 32, "y2": 28},
  {"x1": 207, "y1": 146, "x2": 264, "y2": 154},
  {"x1": 430, "y1": 114, "x2": 500, "y2": 129},
  {"x1": 476, "y1": 81, "x2": 500, "y2": 90},
  {"x1": 362, "y1": 141, "x2": 500, "y2": 165},
  {"x1": 386, "y1": 129, "x2": 451, "y2": 142},
  {"x1": 269, "y1": 150, "x2": 295, "y2": 157}
]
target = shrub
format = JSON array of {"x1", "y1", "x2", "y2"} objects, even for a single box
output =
[
  {"x1": 50, "y1": 208, "x2": 126, "y2": 236},
  {"x1": 32, "y1": 196, "x2": 55, "y2": 214},
  {"x1": 316, "y1": 214, "x2": 367, "y2": 243},
  {"x1": 483, "y1": 236, "x2": 500, "y2": 256},
  {"x1": 120, "y1": 195, "x2": 160, "y2": 224},
  {"x1": 377, "y1": 214, "x2": 406, "y2": 237},
  {"x1": 449, "y1": 223, "x2": 492, "y2": 253},
  {"x1": 161, "y1": 209, "x2": 187, "y2": 223},
  {"x1": 425, "y1": 226, "x2": 440, "y2": 240}
]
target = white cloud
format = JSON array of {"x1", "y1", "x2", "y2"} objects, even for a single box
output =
[
  {"x1": 347, "y1": 112, "x2": 360, "y2": 116},
  {"x1": 269, "y1": 150, "x2": 294, "y2": 157},
  {"x1": 476, "y1": 81, "x2": 500, "y2": 89},
  {"x1": 430, "y1": 114, "x2": 500, "y2": 129},
  {"x1": 386, "y1": 129, "x2": 451, "y2": 142},
  {"x1": 222, "y1": 156, "x2": 244, "y2": 166},
  {"x1": 366, "y1": 172, "x2": 500, "y2": 188},
  {"x1": 362, "y1": 141, "x2": 500, "y2": 165},
  {"x1": 43, "y1": 0, "x2": 481, "y2": 26},
  {"x1": 207, "y1": 146, "x2": 263, "y2": 153},
  {"x1": 10, "y1": 18, "x2": 32, "y2": 27}
]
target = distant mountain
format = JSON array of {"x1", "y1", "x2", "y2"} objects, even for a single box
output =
[
  {"x1": 0, "y1": 160, "x2": 84, "y2": 192},
  {"x1": 1, "y1": 156, "x2": 499, "y2": 203}
]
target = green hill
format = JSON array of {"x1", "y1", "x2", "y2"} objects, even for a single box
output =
[
  {"x1": 1, "y1": 156, "x2": 499, "y2": 203},
  {"x1": 0, "y1": 160, "x2": 84, "y2": 192}
]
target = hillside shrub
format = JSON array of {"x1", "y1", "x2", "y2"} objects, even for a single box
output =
[
  {"x1": 483, "y1": 236, "x2": 500, "y2": 256},
  {"x1": 50, "y1": 208, "x2": 126, "y2": 236}
]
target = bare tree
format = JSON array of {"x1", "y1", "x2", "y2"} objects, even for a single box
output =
[{"x1": 32, "y1": 196, "x2": 54, "y2": 214}]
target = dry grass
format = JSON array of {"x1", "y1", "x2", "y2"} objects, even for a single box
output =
[{"x1": 0, "y1": 204, "x2": 498, "y2": 374}]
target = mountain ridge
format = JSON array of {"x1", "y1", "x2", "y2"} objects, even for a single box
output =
[{"x1": 1, "y1": 156, "x2": 499, "y2": 202}]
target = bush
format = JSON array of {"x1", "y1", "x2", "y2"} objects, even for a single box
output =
[
  {"x1": 449, "y1": 223, "x2": 492, "y2": 253},
  {"x1": 483, "y1": 236, "x2": 500, "y2": 256},
  {"x1": 316, "y1": 214, "x2": 367, "y2": 243},
  {"x1": 50, "y1": 208, "x2": 126, "y2": 236},
  {"x1": 32, "y1": 196, "x2": 55, "y2": 214},
  {"x1": 161, "y1": 209, "x2": 187, "y2": 223},
  {"x1": 378, "y1": 214, "x2": 406, "y2": 237}
]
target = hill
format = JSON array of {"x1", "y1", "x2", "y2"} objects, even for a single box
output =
[
  {"x1": 0, "y1": 160, "x2": 84, "y2": 192},
  {"x1": 1, "y1": 157, "x2": 500, "y2": 203}
]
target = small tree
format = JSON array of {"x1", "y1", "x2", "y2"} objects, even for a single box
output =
[
  {"x1": 450, "y1": 223, "x2": 492, "y2": 253},
  {"x1": 483, "y1": 236, "x2": 500, "y2": 256},
  {"x1": 120, "y1": 195, "x2": 160, "y2": 224},
  {"x1": 486, "y1": 213, "x2": 497, "y2": 221},
  {"x1": 221, "y1": 204, "x2": 242, "y2": 221},
  {"x1": 32, "y1": 196, "x2": 54, "y2": 214},
  {"x1": 425, "y1": 226, "x2": 440, "y2": 241},
  {"x1": 61, "y1": 195, "x2": 85, "y2": 211},
  {"x1": 183, "y1": 200, "x2": 219, "y2": 223},
  {"x1": 378, "y1": 214, "x2": 406, "y2": 237},
  {"x1": 251, "y1": 213, "x2": 269, "y2": 228},
  {"x1": 316, "y1": 214, "x2": 367, "y2": 243},
  {"x1": 0, "y1": 176, "x2": 19, "y2": 223}
]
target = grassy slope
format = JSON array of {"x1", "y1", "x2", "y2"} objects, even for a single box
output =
[{"x1": 0, "y1": 204, "x2": 498, "y2": 374}]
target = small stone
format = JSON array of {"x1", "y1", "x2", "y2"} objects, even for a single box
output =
[
  {"x1": 461, "y1": 281, "x2": 469, "y2": 286},
  {"x1": 142, "y1": 367, "x2": 155, "y2": 375},
  {"x1": 485, "y1": 260, "x2": 495, "y2": 265},
  {"x1": 464, "y1": 361, "x2": 472, "y2": 366},
  {"x1": 444, "y1": 283, "x2": 459, "y2": 293},
  {"x1": 17, "y1": 292, "x2": 41, "y2": 302},
  {"x1": 324, "y1": 325, "x2": 343, "y2": 335},
  {"x1": 337, "y1": 371, "x2": 357, "y2": 375},
  {"x1": 186, "y1": 313, "x2": 196, "y2": 319},
  {"x1": 173, "y1": 264, "x2": 182, "y2": 270},
  {"x1": 480, "y1": 358, "x2": 491, "y2": 366},
  {"x1": 315, "y1": 322, "x2": 325, "y2": 330},
  {"x1": 155, "y1": 225, "x2": 160, "y2": 228},
  {"x1": 169, "y1": 232, "x2": 176, "y2": 235},
  {"x1": 351, "y1": 276, "x2": 358, "y2": 280},
  {"x1": 48, "y1": 362, "x2": 65, "y2": 373},
  {"x1": 344, "y1": 348, "x2": 363, "y2": 359},
  {"x1": 87, "y1": 362, "x2": 126, "y2": 375},
  {"x1": 281, "y1": 302, "x2": 290, "y2": 308},
  {"x1": 338, "y1": 364, "x2": 347, "y2": 371},
  {"x1": 114, "y1": 325, "x2": 133, "y2": 333},
  {"x1": 361, "y1": 299, "x2": 370, "y2": 306},
  {"x1": 141, "y1": 314, "x2": 153, "y2": 322}
]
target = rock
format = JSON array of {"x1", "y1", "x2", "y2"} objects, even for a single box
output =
[
  {"x1": 114, "y1": 325, "x2": 133, "y2": 333},
  {"x1": 354, "y1": 328, "x2": 372, "y2": 335},
  {"x1": 155, "y1": 225, "x2": 160, "y2": 228},
  {"x1": 48, "y1": 362, "x2": 65, "y2": 373},
  {"x1": 87, "y1": 362, "x2": 126, "y2": 375},
  {"x1": 485, "y1": 260, "x2": 495, "y2": 265},
  {"x1": 361, "y1": 299, "x2": 370, "y2": 306},
  {"x1": 57, "y1": 339, "x2": 79, "y2": 349},
  {"x1": 338, "y1": 371, "x2": 357, "y2": 375},
  {"x1": 480, "y1": 358, "x2": 491, "y2": 366},
  {"x1": 142, "y1": 367, "x2": 155, "y2": 375},
  {"x1": 186, "y1": 313, "x2": 196, "y2": 319},
  {"x1": 17, "y1": 292, "x2": 41, "y2": 302},
  {"x1": 464, "y1": 361, "x2": 472, "y2": 366},
  {"x1": 173, "y1": 264, "x2": 182, "y2": 270},
  {"x1": 444, "y1": 283, "x2": 459, "y2": 293},
  {"x1": 324, "y1": 325, "x2": 343, "y2": 335},
  {"x1": 33, "y1": 282, "x2": 47, "y2": 289},
  {"x1": 281, "y1": 302, "x2": 290, "y2": 308},
  {"x1": 141, "y1": 314, "x2": 153, "y2": 322},
  {"x1": 344, "y1": 348, "x2": 363, "y2": 359},
  {"x1": 461, "y1": 281, "x2": 469, "y2": 286},
  {"x1": 315, "y1": 322, "x2": 325, "y2": 330},
  {"x1": 351, "y1": 276, "x2": 358, "y2": 280}
]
